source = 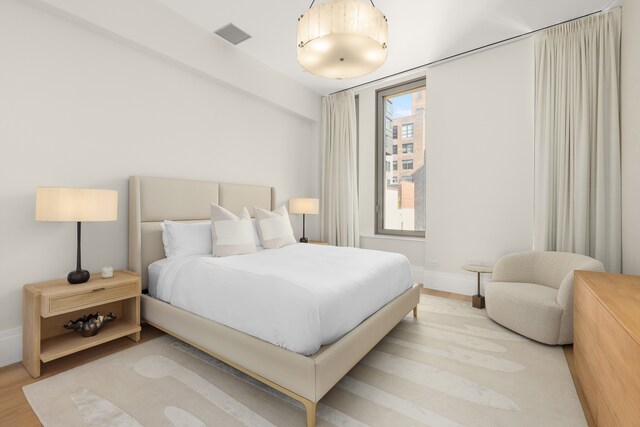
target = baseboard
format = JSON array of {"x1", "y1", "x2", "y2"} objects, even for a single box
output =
[
  {"x1": 0, "y1": 327, "x2": 22, "y2": 367},
  {"x1": 422, "y1": 270, "x2": 490, "y2": 296}
]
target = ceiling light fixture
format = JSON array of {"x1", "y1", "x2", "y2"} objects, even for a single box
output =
[{"x1": 296, "y1": 0, "x2": 388, "y2": 79}]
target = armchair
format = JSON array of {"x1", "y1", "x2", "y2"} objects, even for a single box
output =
[{"x1": 485, "y1": 251, "x2": 604, "y2": 345}]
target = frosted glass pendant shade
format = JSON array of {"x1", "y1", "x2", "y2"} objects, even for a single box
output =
[{"x1": 297, "y1": 0, "x2": 388, "y2": 79}]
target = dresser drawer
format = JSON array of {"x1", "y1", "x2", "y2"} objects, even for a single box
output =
[{"x1": 41, "y1": 282, "x2": 139, "y2": 317}]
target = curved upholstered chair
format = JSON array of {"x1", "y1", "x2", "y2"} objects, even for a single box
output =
[{"x1": 485, "y1": 252, "x2": 604, "y2": 345}]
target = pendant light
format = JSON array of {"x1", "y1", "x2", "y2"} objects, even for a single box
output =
[{"x1": 296, "y1": 0, "x2": 388, "y2": 79}]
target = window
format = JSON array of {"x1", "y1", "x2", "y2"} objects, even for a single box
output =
[
  {"x1": 402, "y1": 143, "x2": 414, "y2": 154},
  {"x1": 376, "y1": 78, "x2": 426, "y2": 237},
  {"x1": 402, "y1": 123, "x2": 414, "y2": 138}
]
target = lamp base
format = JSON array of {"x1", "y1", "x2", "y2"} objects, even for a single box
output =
[
  {"x1": 299, "y1": 237, "x2": 309, "y2": 243},
  {"x1": 67, "y1": 269, "x2": 90, "y2": 285}
]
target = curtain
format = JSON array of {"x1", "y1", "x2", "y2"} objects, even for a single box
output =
[
  {"x1": 534, "y1": 9, "x2": 621, "y2": 272},
  {"x1": 321, "y1": 91, "x2": 359, "y2": 247}
]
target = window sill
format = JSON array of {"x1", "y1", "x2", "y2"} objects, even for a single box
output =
[{"x1": 360, "y1": 234, "x2": 425, "y2": 242}]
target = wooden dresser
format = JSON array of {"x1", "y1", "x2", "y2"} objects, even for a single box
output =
[{"x1": 574, "y1": 271, "x2": 640, "y2": 426}]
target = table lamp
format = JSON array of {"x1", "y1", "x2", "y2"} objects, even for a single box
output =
[
  {"x1": 288, "y1": 198, "x2": 319, "y2": 243},
  {"x1": 35, "y1": 187, "x2": 118, "y2": 284}
]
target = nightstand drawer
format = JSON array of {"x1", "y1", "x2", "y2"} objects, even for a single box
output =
[{"x1": 42, "y1": 282, "x2": 138, "y2": 317}]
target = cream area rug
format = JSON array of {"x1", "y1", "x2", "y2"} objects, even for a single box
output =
[{"x1": 23, "y1": 295, "x2": 586, "y2": 427}]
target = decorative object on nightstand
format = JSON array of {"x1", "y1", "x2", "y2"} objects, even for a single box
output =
[
  {"x1": 288, "y1": 198, "x2": 319, "y2": 243},
  {"x1": 64, "y1": 312, "x2": 117, "y2": 337},
  {"x1": 35, "y1": 187, "x2": 118, "y2": 284},
  {"x1": 461, "y1": 264, "x2": 493, "y2": 309},
  {"x1": 23, "y1": 270, "x2": 141, "y2": 378},
  {"x1": 101, "y1": 266, "x2": 114, "y2": 279}
]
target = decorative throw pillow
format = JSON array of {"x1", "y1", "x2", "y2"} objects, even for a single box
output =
[
  {"x1": 254, "y1": 205, "x2": 296, "y2": 249},
  {"x1": 210, "y1": 205, "x2": 257, "y2": 257},
  {"x1": 160, "y1": 220, "x2": 212, "y2": 259}
]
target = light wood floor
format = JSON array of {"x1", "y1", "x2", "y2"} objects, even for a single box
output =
[{"x1": 1, "y1": 289, "x2": 594, "y2": 426}]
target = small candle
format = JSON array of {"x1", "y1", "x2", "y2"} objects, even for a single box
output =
[{"x1": 101, "y1": 266, "x2": 114, "y2": 279}]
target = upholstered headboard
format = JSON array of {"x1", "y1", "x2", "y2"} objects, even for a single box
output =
[{"x1": 128, "y1": 176, "x2": 275, "y2": 289}]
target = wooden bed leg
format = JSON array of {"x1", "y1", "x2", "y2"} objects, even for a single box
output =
[
  {"x1": 304, "y1": 400, "x2": 317, "y2": 427},
  {"x1": 413, "y1": 306, "x2": 418, "y2": 318}
]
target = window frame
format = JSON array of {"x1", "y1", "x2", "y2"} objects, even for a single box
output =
[
  {"x1": 402, "y1": 159, "x2": 414, "y2": 170},
  {"x1": 402, "y1": 142, "x2": 414, "y2": 154},
  {"x1": 402, "y1": 123, "x2": 414, "y2": 138},
  {"x1": 375, "y1": 77, "x2": 426, "y2": 238}
]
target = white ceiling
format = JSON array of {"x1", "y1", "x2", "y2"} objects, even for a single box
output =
[{"x1": 155, "y1": 0, "x2": 623, "y2": 95}]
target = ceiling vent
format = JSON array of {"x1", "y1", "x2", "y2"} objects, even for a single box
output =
[{"x1": 214, "y1": 23, "x2": 252, "y2": 45}]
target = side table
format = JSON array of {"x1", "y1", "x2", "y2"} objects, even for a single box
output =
[
  {"x1": 461, "y1": 264, "x2": 493, "y2": 309},
  {"x1": 23, "y1": 270, "x2": 141, "y2": 378}
]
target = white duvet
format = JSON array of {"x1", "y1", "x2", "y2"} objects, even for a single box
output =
[{"x1": 155, "y1": 243, "x2": 412, "y2": 355}]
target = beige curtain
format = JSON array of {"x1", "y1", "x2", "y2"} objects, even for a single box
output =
[
  {"x1": 321, "y1": 91, "x2": 359, "y2": 247},
  {"x1": 534, "y1": 9, "x2": 621, "y2": 272}
]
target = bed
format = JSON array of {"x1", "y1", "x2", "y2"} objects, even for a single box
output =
[{"x1": 128, "y1": 176, "x2": 422, "y2": 426}]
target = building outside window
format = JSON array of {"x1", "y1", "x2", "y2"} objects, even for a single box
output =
[{"x1": 376, "y1": 78, "x2": 426, "y2": 237}]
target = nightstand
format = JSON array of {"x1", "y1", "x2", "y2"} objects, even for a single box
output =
[
  {"x1": 23, "y1": 270, "x2": 141, "y2": 378},
  {"x1": 308, "y1": 240, "x2": 329, "y2": 245}
]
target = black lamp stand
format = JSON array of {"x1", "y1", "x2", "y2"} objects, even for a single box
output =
[
  {"x1": 299, "y1": 214, "x2": 308, "y2": 243},
  {"x1": 67, "y1": 221, "x2": 90, "y2": 284}
]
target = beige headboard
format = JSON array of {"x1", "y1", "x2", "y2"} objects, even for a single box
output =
[{"x1": 128, "y1": 176, "x2": 276, "y2": 289}]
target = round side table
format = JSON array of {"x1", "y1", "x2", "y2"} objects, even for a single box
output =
[{"x1": 461, "y1": 264, "x2": 493, "y2": 309}]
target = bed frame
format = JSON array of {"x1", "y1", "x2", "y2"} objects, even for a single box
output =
[{"x1": 128, "y1": 176, "x2": 421, "y2": 426}]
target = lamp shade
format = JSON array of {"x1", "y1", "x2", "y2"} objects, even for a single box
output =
[
  {"x1": 35, "y1": 187, "x2": 118, "y2": 222},
  {"x1": 296, "y1": 0, "x2": 388, "y2": 79},
  {"x1": 289, "y1": 198, "x2": 320, "y2": 215}
]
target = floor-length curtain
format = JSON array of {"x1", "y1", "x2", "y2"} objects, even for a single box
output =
[
  {"x1": 534, "y1": 9, "x2": 621, "y2": 272},
  {"x1": 321, "y1": 91, "x2": 359, "y2": 247}
]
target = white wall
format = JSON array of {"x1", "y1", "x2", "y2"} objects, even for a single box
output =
[
  {"x1": 0, "y1": 0, "x2": 320, "y2": 366},
  {"x1": 424, "y1": 38, "x2": 535, "y2": 295},
  {"x1": 621, "y1": 1, "x2": 640, "y2": 275},
  {"x1": 23, "y1": 0, "x2": 321, "y2": 122},
  {"x1": 356, "y1": 72, "x2": 426, "y2": 280}
]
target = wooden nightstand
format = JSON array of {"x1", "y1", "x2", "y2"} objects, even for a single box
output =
[
  {"x1": 23, "y1": 270, "x2": 141, "y2": 378},
  {"x1": 308, "y1": 240, "x2": 329, "y2": 245}
]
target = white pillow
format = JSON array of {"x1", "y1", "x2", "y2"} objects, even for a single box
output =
[
  {"x1": 254, "y1": 205, "x2": 296, "y2": 249},
  {"x1": 161, "y1": 220, "x2": 212, "y2": 259},
  {"x1": 251, "y1": 219, "x2": 262, "y2": 247},
  {"x1": 211, "y1": 205, "x2": 257, "y2": 257}
]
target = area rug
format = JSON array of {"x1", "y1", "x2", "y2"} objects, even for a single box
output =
[{"x1": 23, "y1": 295, "x2": 586, "y2": 426}]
